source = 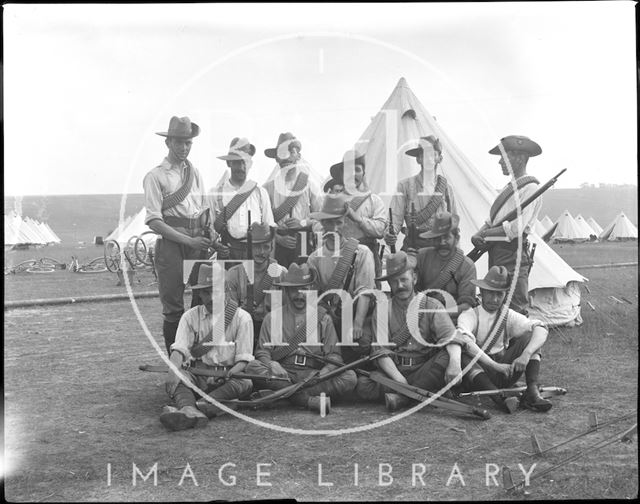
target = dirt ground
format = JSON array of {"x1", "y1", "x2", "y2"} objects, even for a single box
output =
[{"x1": 3, "y1": 242, "x2": 638, "y2": 501}]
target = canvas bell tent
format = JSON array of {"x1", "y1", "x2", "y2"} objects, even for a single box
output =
[
  {"x1": 106, "y1": 208, "x2": 156, "y2": 246},
  {"x1": 4, "y1": 212, "x2": 61, "y2": 248},
  {"x1": 586, "y1": 217, "x2": 603, "y2": 236},
  {"x1": 574, "y1": 214, "x2": 598, "y2": 240},
  {"x1": 540, "y1": 215, "x2": 554, "y2": 232},
  {"x1": 551, "y1": 210, "x2": 589, "y2": 243},
  {"x1": 599, "y1": 212, "x2": 638, "y2": 241},
  {"x1": 351, "y1": 77, "x2": 586, "y2": 326}
]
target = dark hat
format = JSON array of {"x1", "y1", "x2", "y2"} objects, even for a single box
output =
[
  {"x1": 190, "y1": 262, "x2": 224, "y2": 290},
  {"x1": 376, "y1": 251, "x2": 416, "y2": 282},
  {"x1": 156, "y1": 116, "x2": 200, "y2": 139},
  {"x1": 405, "y1": 135, "x2": 442, "y2": 157},
  {"x1": 471, "y1": 266, "x2": 510, "y2": 292},
  {"x1": 329, "y1": 149, "x2": 366, "y2": 181},
  {"x1": 264, "y1": 132, "x2": 302, "y2": 159},
  {"x1": 217, "y1": 137, "x2": 256, "y2": 161},
  {"x1": 419, "y1": 211, "x2": 460, "y2": 239},
  {"x1": 240, "y1": 222, "x2": 276, "y2": 243},
  {"x1": 309, "y1": 193, "x2": 350, "y2": 220},
  {"x1": 273, "y1": 263, "x2": 316, "y2": 287},
  {"x1": 489, "y1": 135, "x2": 542, "y2": 157},
  {"x1": 323, "y1": 178, "x2": 343, "y2": 193}
]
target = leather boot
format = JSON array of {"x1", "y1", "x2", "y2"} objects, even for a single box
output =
[
  {"x1": 384, "y1": 393, "x2": 410, "y2": 412},
  {"x1": 160, "y1": 405, "x2": 208, "y2": 431},
  {"x1": 307, "y1": 396, "x2": 331, "y2": 415},
  {"x1": 521, "y1": 388, "x2": 552, "y2": 412},
  {"x1": 491, "y1": 394, "x2": 519, "y2": 414},
  {"x1": 196, "y1": 399, "x2": 239, "y2": 418}
]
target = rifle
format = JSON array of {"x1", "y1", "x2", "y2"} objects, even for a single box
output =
[
  {"x1": 467, "y1": 168, "x2": 567, "y2": 262},
  {"x1": 246, "y1": 210, "x2": 254, "y2": 317},
  {"x1": 527, "y1": 242, "x2": 537, "y2": 276},
  {"x1": 138, "y1": 363, "x2": 290, "y2": 382},
  {"x1": 304, "y1": 352, "x2": 491, "y2": 420},
  {"x1": 457, "y1": 385, "x2": 567, "y2": 399},
  {"x1": 388, "y1": 208, "x2": 396, "y2": 254},
  {"x1": 409, "y1": 202, "x2": 417, "y2": 250}
]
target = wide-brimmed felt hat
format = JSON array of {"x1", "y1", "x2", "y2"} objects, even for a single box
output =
[
  {"x1": 419, "y1": 211, "x2": 460, "y2": 239},
  {"x1": 273, "y1": 263, "x2": 316, "y2": 287},
  {"x1": 323, "y1": 178, "x2": 343, "y2": 193},
  {"x1": 156, "y1": 116, "x2": 200, "y2": 139},
  {"x1": 405, "y1": 135, "x2": 441, "y2": 157},
  {"x1": 329, "y1": 149, "x2": 366, "y2": 181},
  {"x1": 190, "y1": 262, "x2": 224, "y2": 290},
  {"x1": 240, "y1": 222, "x2": 276, "y2": 243},
  {"x1": 309, "y1": 193, "x2": 350, "y2": 220},
  {"x1": 471, "y1": 265, "x2": 510, "y2": 291},
  {"x1": 376, "y1": 251, "x2": 416, "y2": 282},
  {"x1": 217, "y1": 137, "x2": 256, "y2": 161},
  {"x1": 489, "y1": 135, "x2": 542, "y2": 157},
  {"x1": 264, "y1": 132, "x2": 302, "y2": 159}
]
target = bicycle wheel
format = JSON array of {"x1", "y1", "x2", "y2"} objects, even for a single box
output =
[
  {"x1": 40, "y1": 257, "x2": 67, "y2": 270},
  {"x1": 77, "y1": 257, "x2": 108, "y2": 273},
  {"x1": 13, "y1": 260, "x2": 39, "y2": 273},
  {"x1": 133, "y1": 237, "x2": 150, "y2": 266},
  {"x1": 103, "y1": 240, "x2": 121, "y2": 273}
]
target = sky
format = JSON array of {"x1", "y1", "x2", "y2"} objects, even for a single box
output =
[{"x1": 4, "y1": 2, "x2": 638, "y2": 196}]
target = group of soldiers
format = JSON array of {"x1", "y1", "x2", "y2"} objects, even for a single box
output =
[{"x1": 144, "y1": 116, "x2": 553, "y2": 432}]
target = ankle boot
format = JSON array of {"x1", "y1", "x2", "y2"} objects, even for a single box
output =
[{"x1": 384, "y1": 393, "x2": 410, "y2": 412}]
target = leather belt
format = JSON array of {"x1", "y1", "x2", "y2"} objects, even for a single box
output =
[
  {"x1": 395, "y1": 355, "x2": 426, "y2": 367},
  {"x1": 163, "y1": 215, "x2": 205, "y2": 230},
  {"x1": 282, "y1": 354, "x2": 322, "y2": 369}
]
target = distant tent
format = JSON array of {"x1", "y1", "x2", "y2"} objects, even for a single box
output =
[
  {"x1": 106, "y1": 213, "x2": 135, "y2": 242},
  {"x1": 540, "y1": 215, "x2": 554, "y2": 232},
  {"x1": 587, "y1": 217, "x2": 603, "y2": 235},
  {"x1": 353, "y1": 77, "x2": 586, "y2": 326},
  {"x1": 574, "y1": 214, "x2": 597, "y2": 240},
  {"x1": 43, "y1": 222, "x2": 62, "y2": 243},
  {"x1": 532, "y1": 218, "x2": 548, "y2": 237},
  {"x1": 552, "y1": 210, "x2": 589, "y2": 242},
  {"x1": 4, "y1": 212, "x2": 59, "y2": 247},
  {"x1": 107, "y1": 208, "x2": 156, "y2": 246},
  {"x1": 599, "y1": 212, "x2": 638, "y2": 241}
]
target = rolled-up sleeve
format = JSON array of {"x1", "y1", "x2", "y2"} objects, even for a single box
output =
[
  {"x1": 358, "y1": 194, "x2": 387, "y2": 238},
  {"x1": 143, "y1": 172, "x2": 164, "y2": 225},
  {"x1": 170, "y1": 312, "x2": 196, "y2": 360}
]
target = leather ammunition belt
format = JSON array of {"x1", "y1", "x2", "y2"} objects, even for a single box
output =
[{"x1": 163, "y1": 215, "x2": 205, "y2": 230}]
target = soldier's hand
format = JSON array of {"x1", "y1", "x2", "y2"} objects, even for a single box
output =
[
  {"x1": 165, "y1": 370, "x2": 182, "y2": 396},
  {"x1": 216, "y1": 243, "x2": 231, "y2": 259},
  {"x1": 494, "y1": 362, "x2": 513, "y2": 379},
  {"x1": 384, "y1": 232, "x2": 397, "y2": 247},
  {"x1": 269, "y1": 361, "x2": 288, "y2": 378},
  {"x1": 191, "y1": 236, "x2": 213, "y2": 251},
  {"x1": 276, "y1": 233, "x2": 297, "y2": 249},
  {"x1": 406, "y1": 247, "x2": 418, "y2": 257},
  {"x1": 511, "y1": 354, "x2": 530, "y2": 374},
  {"x1": 471, "y1": 233, "x2": 486, "y2": 248},
  {"x1": 284, "y1": 217, "x2": 302, "y2": 229},
  {"x1": 352, "y1": 321, "x2": 364, "y2": 342},
  {"x1": 445, "y1": 362, "x2": 463, "y2": 386}
]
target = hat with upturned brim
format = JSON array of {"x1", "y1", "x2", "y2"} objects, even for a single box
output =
[
  {"x1": 156, "y1": 116, "x2": 200, "y2": 139},
  {"x1": 309, "y1": 193, "x2": 350, "y2": 220},
  {"x1": 217, "y1": 137, "x2": 256, "y2": 161},
  {"x1": 471, "y1": 265, "x2": 510, "y2": 291},
  {"x1": 376, "y1": 251, "x2": 416, "y2": 282},
  {"x1": 323, "y1": 178, "x2": 343, "y2": 193},
  {"x1": 405, "y1": 135, "x2": 442, "y2": 157},
  {"x1": 419, "y1": 211, "x2": 460, "y2": 239},
  {"x1": 239, "y1": 222, "x2": 276, "y2": 244},
  {"x1": 273, "y1": 263, "x2": 316, "y2": 287},
  {"x1": 488, "y1": 135, "x2": 542, "y2": 157},
  {"x1": 329, "y1": 149, "x2": 366, "y2": 181},
  {"x1": 189, "y1": 262, "x2": 224, "y2": 290},
  {"x1": 264, "y1": 132, "x2": 302, "y2": 159}
]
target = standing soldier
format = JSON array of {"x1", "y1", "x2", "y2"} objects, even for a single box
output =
[
  {"x1": 306, "y1": 193, "x2": 377, "y2": 363},
  {"x1": 471, "y1": 135, "x2": 543, "y2": 315},
  {"x1": 143, "y1": 116, "x2": 216, "y2": 354},
  {"x1": 414, "y1": 211, "x2": 478, "y2": 321},
  {"x1": 211, "y1": 137, "x2": 275, "y2": 260},
  {"x1": 262, "y1": 132, "x2": 322, "y2": 267},
  {"x1": 328, "y1": 150, "x2": 387, "y2": 280},
  {"x1": 385, "y1": 135, "x2": 457, "y2": 252},
  {"x1": 225, "y1": 222, "x2": 287, "y2": 348},
  {"x1": 245, "y1": 263, "x2": 357, "y2": 413}
]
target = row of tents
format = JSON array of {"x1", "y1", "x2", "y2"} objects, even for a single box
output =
[
  {"x1": 4, "y1": 211, "x2": 61, "y2": 248},
  {"x1": 536, "y1": 211, "x2": 638, "y2": 243}
]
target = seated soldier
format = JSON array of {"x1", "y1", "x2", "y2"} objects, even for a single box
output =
[
  {"x1": 245, "y1": 263, "x2": 357, "y2": 413},
  {"x1": 225, "y1": 222, "x2": 287, "y2": 348},
  {"x1": 355, "y1": 251, "x2": 464, "y2": 411},
  {"x1": 306, "y1": 193, "x2": 376, "y2": 363},
  {"x1": 160, "y1": 262, "x2": 254, "y2": 431},
  {"x1": 414, "y1": 211, "x2": 477, "y2": 322},
  {"x1": 452, "y1": 265, "x2": 552, "y2": 412}
]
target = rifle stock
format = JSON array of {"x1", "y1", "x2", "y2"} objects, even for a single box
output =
[
  {"x1": 467, "y1": 168, "x2": 567, "y2": 262},
  {"x1": 388, "y1": 208, "x2": 396, "y2": 254}
]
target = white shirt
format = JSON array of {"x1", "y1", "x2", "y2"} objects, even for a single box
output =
[{"x1": 489, "y1": 177, "x2": 541, "y2": 241}]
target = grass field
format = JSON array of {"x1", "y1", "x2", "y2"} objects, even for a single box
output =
[{"x1": 4, "y1": 242, "x2": 638, "y2": 501}]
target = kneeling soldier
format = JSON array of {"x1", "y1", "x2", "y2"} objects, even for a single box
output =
[
  {"x1": 160, "y1": 262, "x2": 254, "y2": 431},
  {"x1": 245, "y1": 263, "x2": 357, "y2": 413},
  {"x1": 454, "y1": 265, "x2": 552, "y2": 412},
  {"x1": 355, "y1": 251, "x2": 464, "y2": 411}
]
